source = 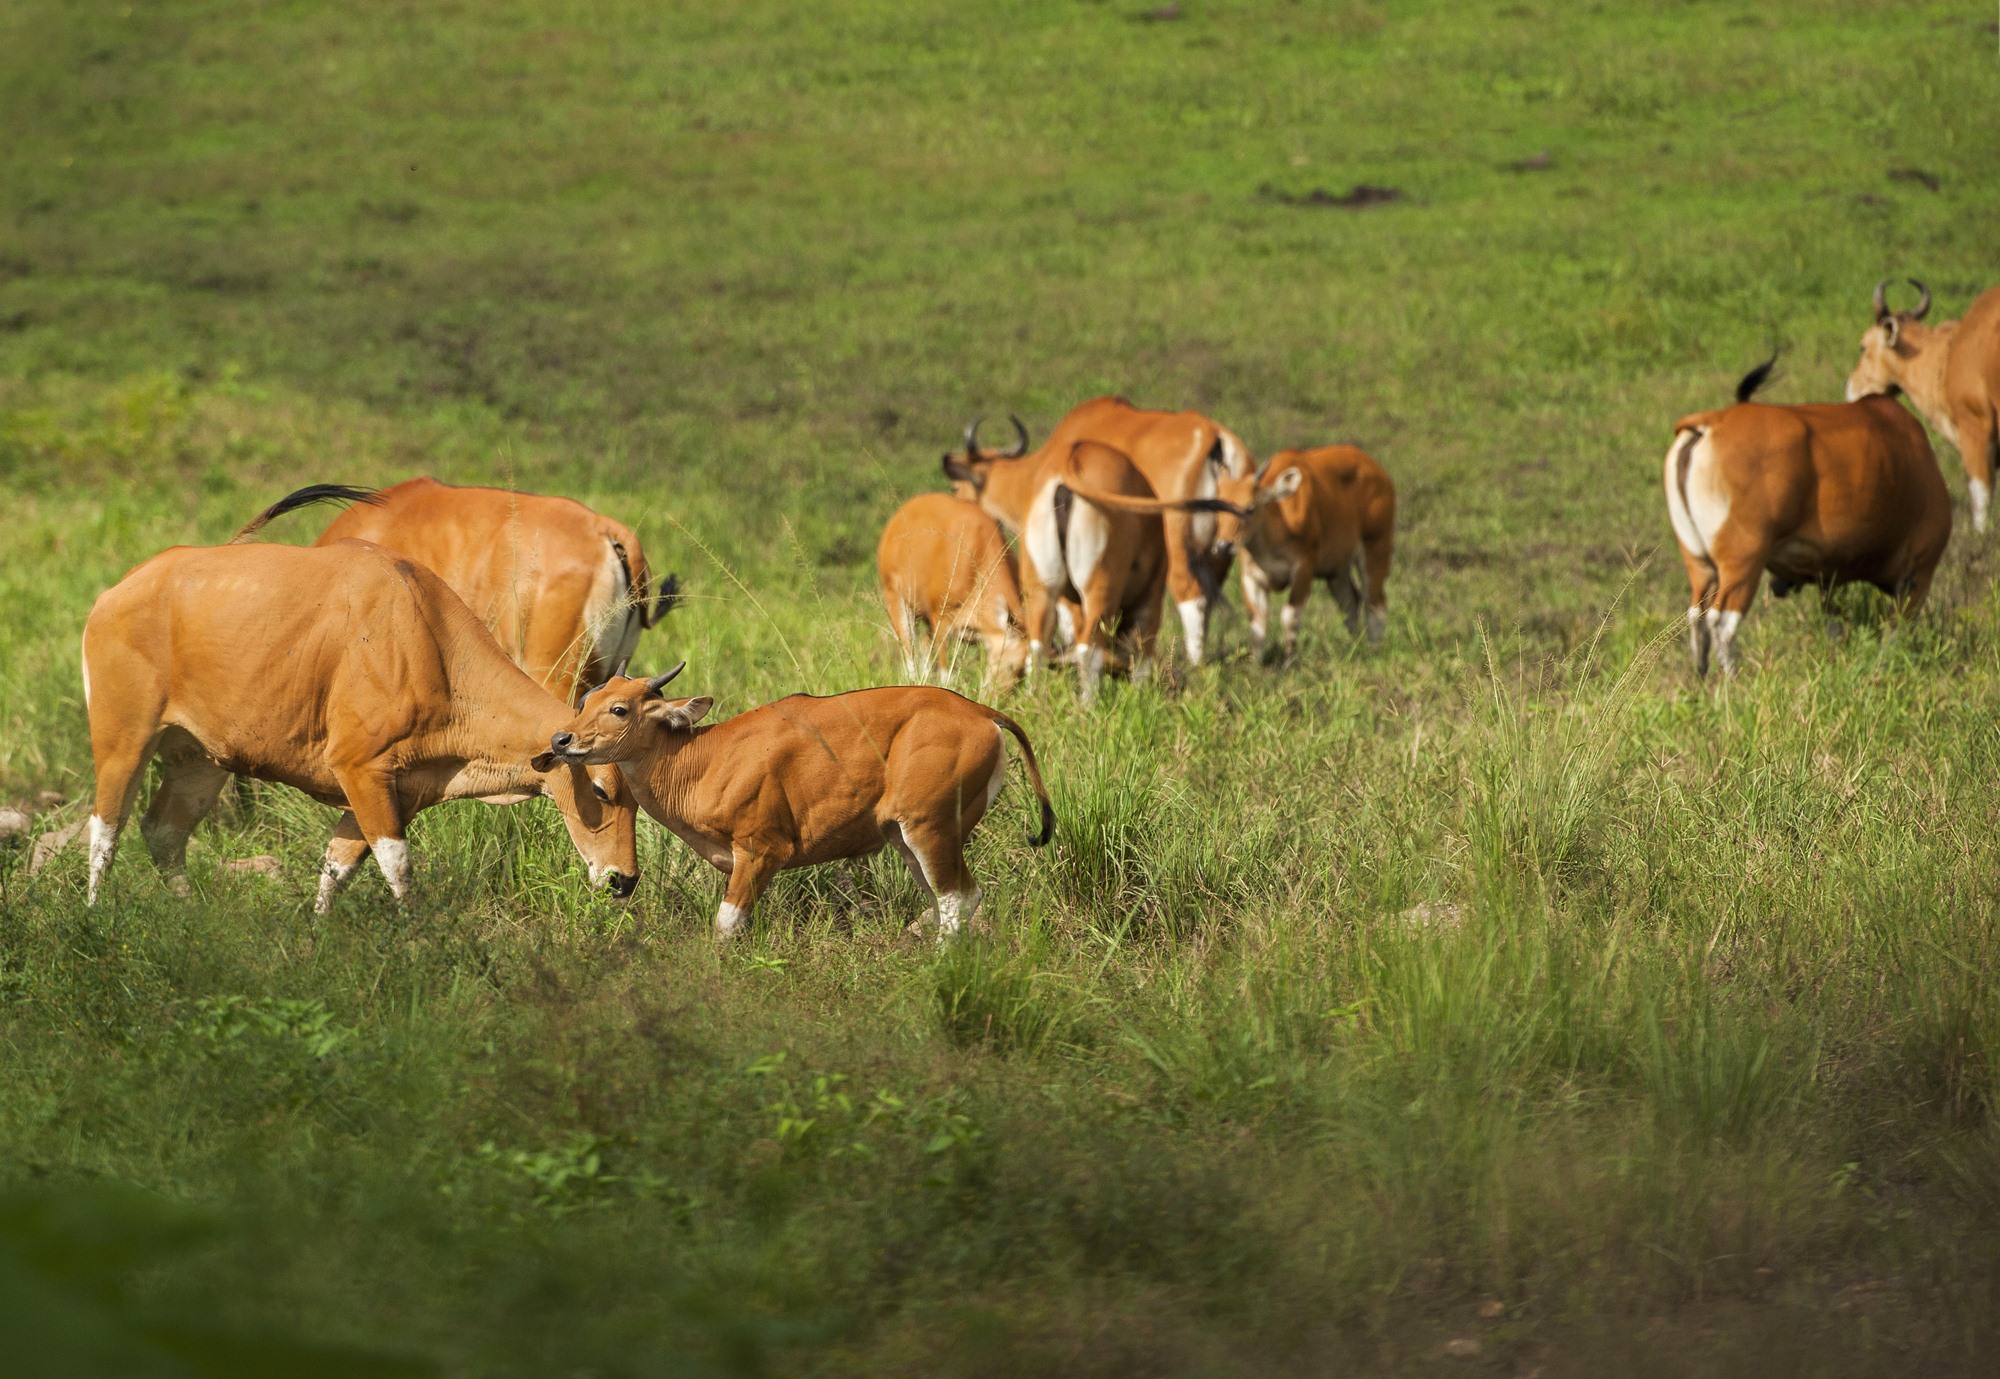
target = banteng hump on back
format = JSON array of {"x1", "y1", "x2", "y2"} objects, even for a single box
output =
[
  {"x1": 1215, "y1": 445, "x2": 1396, "y2": 662},
  {"x1": 537, "y1": 666, "x2": 1056, "y2": 942},
  {"x1": 81, "y1": 532, "x2": 639, "y2": 910},
  {"x1": 1847, "y1": 279, "x2": 2000, "y2": 533},
  {"x1": 1664, "y1": 356, "x2": 1950, "y2": 676}
]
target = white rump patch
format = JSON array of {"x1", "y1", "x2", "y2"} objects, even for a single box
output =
[
  {"x1": 1064, "y1": 499, "x2": 1112, "y2": 594},
  {"x1": 587, "y1": 541, "x2": 643, "y2": 677},
  {"x1": 79, "y1": 634, "x2": 91, "y2": 710},
  {"x1": 1664, "y1": 429, "x2": 1728, "y2": 561},
  {"x1": 1023, "y1": 483, "x2": 1068, "y2": 594}
]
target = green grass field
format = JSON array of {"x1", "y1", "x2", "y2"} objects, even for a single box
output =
[{"x1": 5, "y1": 1, "x2": 2000, "y2": 1373}]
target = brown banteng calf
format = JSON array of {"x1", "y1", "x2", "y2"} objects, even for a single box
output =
[
  {"x1": 235, "y1": 476, "x2": 679, "y2": 704},
  {"x1": 1665, "y1": 358, "x2": 1950, "y2": 676},
  {"x1": 1215, "y1": 445, "x2": 1396, "y2": 661},
  {"x1": 943, "y1": 400, "x2": 1252, "y2": 664},
  {"x1": 535, "y1": 669, "x2": 1055, "y2": 941},
  {"x1": 876, "y1": 493, "x2": 1030, "y2": 692},
  {"x1": 945, "y1": 438, "x2": 1233, "y2": 703},
  {"x1": 81, "y1": 530, "x2": 639, "y2": 910},
  {"x1": 1847, "y1": 279, "x2": 2000, "y2": 533}
]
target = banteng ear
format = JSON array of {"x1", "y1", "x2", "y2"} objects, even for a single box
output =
[
  {"x1": 1884, "y1": 318, "x2": 1901, "y2": 349},
  {"x1": 530, "y1": 750, "x2": 558, "y2": 772},
  {"x1": 642, "y1": 695, "x2": 714, "y2": 730},
  {"x1": 1260, "y1": 467, "x2": 1305, "y2": 506},
  {"x1": 941, "y1": 453, "x2": 980, "y2": 487}
]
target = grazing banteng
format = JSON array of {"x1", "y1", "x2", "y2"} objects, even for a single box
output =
[
  {"x1": 942, "y1": 399, "x2": 1252, "y2": 663},
  {"x1": 81, "y1": 537, "x2": 639, "y2": 910},
  {"x1": 236, "y1": 476, "x2": 678, "y2": 704},
  {"x1": 1847, "y1": 279, "x2": 2000, "y2": 533},
  {"x1": 1215, "y1": 445, "x2": 1396, "y2": 660},
  {"x1": 1664, "y1": 358, "x2": 1950, "y2": 676},
  {"x1": 876, "y1": 493, "x2": 1030, "y2": 691},
  {"x1": 536, "y1": 669, "x2": 1055, "y2": 941},
  {"x1": 945, "y1": 437, "x2": 1232, "y2": 703}
]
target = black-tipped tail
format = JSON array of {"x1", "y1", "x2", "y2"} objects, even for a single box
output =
[
  {"x1": 988, "y1": 709, "x2": 1057, "y2": 847},
  {"x1": 1031, "y1": 797, "x2": 1056, "y2": 848},
  {"x1": 230, "y1": 484, "x2": 382, "y2": 544},
  {"x1": 1734, "y1": 354, "x2": 1779, "y2": 404}
]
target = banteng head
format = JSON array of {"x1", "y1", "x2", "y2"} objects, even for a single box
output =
[
  {"x1": 537, "y1": 759, "x2": 641, "y2": 898},
  {"x1": 940, "y1": 414, "x2": 1032, "y2": 500},
  {"x1": 1847, "y1": 278, "x2": 1934, "y2": 402},
  {"x1": 535, "y1": 662, "x2": 714, "y2": 770}
]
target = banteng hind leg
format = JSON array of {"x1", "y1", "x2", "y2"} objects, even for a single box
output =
[
  {"x1": 85, "y1": 698, "x2": 164, "y2": 907},
  {"x1": 317, "y1": 812, "x2": 372, "y2": 915},
  {"x1": 140, "y1": 736, "x2": 230, "y2": 898},
  {"x1": 1327, "y1": 562, "x2": 1363, "y2": 636},
  {"x1": 1704, "y1": 534, "x2": 1769, "y2": 677},
  {"x1": 887, "y1": 819, "x2": 980, "y2": 943}
]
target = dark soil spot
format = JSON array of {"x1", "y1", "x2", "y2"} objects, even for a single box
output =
[
  {"x1": 1135, "y1": 3, "x2": 1181, "y2": 20},
  {"x1": 1257, "y1": 182, "x2": 1403, "y2": 210},
  {"x1": 1508, "y1": 150, "x2": 1553, "y2": 172},
  {"x1": 358, "y1": 199, "x2": 422, "y2": 224},
  {"x1": 1888, "y1": 166, "x2": 1940, "y2": 192}
]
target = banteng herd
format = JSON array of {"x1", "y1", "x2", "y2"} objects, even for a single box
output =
[{"x1": 73, "y1": 281, "x2": 2000, "y2": 934}]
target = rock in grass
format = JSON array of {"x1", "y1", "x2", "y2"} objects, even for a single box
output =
[
  {"x1": 224, "y1": 854, "x2": 283, "y2": 879},
  {"x1": 1397, "y1": 900, "x2": 1467, "y2": 931},
  {"x1": 35, "y1": 790, "x2": 66, "y2": 809},
  {"x1": 28, "y1": 820, "x2": 85, "y2": 875},
  {"x1": 0, "y1": 807, "x2": 31, "y2": 840}
]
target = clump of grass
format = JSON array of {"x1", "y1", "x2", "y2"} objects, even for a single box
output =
[{"x1": 930, "y1": 940, "x2": 1089, "y2": 1058}]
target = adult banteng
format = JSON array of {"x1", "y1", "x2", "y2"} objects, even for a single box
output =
[
  {"x1": 535, "y1": 667, "x2": 1055, "y2": 942},
  {"x1": 1664, "y1": 358, "x2": 1949, "y2": 677},
  {"x1": 944, "y1": 399, "x2": 1252, "y2": 664},
  {"x1": 944, "y1": 438, "x2": 1234, "y2": 703},
  {"x1": 236, "y1": 476, "x2": 679, "y2": 705},
  {"x1": 877, "y1": 493, "x2": 1030, "y2": 692},
  {"x1": 1215, "y1": 445, "x2": 1396, "y2": 661},
  {"x1": 81, "y1": 530, "x2": 639, "y2": 910},
  {"x1": 1846, "y1": 280, "x2": 2000, "y2": 533}
]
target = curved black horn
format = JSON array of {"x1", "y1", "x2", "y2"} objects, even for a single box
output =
[
  {"x1": 1908, "y1": 278, "x2": 1931, "y2": 320},
  {"x1": 645, "y1": 661, "x2": 687, "y2": 694},
  {"x1": 960, "y1": 414, "x2": 987, "y2": 459},
  {"x1": 1872, "y1": 278, "x2": 1892, "y2": 323},
  {"x1": 1002, "y1": 414, "x2": 1031, "y2": 457}
]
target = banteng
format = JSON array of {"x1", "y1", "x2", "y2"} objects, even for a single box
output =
[
  {"x1": 82, "y1": 522, "x2": 639, "y2": 909},
  {"x1": 877, "y1": 493, "x2": 1030, "y2": 691},
  {"x1": 1665, "y1": 359, "x2": 1950, "y2": 676},
  {"x1": 536, "y1": 668, "x2": 1055, "y2": 941},
  {"x1": 1216, "y1": 445, "x2": 1396, "y2": 661},
  {"x1": 1846, "y1": 280, "x2": 2000, "y2": 533}
]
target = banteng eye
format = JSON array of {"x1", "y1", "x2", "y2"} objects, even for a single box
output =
[
  {"x1": 610, "y1": 705, "x2": 629, "y2": 718},
  {"x1": 591, "y1": 783, "x2": 610, "y2": 802}
]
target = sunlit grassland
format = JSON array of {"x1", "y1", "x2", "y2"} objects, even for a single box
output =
[{"x1": 4, "y1": 1, "x2": 2000, "y2": 1374}]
